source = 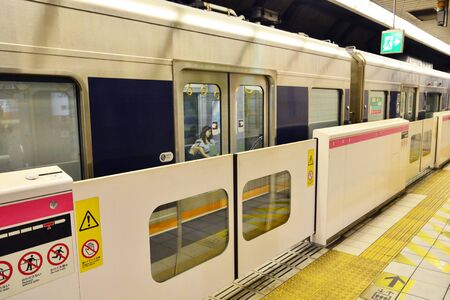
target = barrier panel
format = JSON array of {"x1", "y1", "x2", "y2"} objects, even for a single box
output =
[
  {"x1": 73, "y1": 156, "x2": 234, "y2": 300},
  {"x1": 434, "y1": 111, "x2": 450, "y2": 168},
  {"x1": 420, "y1": 118, "x2": 437, "y2": 172},
  {"x1": 313, "y1": 119, "x2": 409, "y2": 245},
  {"x1": 406, "y1": 120, "x2": 423, "y2": 183},
  {"x1": 235, "y1": 140, "x2": 316, "y2": 277}
]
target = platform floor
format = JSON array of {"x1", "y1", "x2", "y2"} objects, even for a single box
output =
[{"x1": 210, "y1": 165, "x2": 450, "y2": 300}]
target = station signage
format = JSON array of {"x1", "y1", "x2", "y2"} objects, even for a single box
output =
[{"x1": 380, "y1": 29, "x2": 404, "y2": 54}]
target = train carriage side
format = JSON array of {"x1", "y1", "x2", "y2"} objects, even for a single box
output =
[{"x1": 0, "y1": 0, "x2": 352, "y2": 180}]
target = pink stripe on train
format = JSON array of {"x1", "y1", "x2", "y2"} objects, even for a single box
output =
[{"x1": 329, "y1": 125, "x2": 409, "y2": 149}]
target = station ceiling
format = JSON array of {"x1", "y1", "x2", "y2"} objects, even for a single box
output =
[{"x1": 172, "y1": 0, "x2": 450, "y2": 72}]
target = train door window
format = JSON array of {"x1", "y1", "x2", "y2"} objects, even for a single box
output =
[
  {"x1": 229, "y1": 74, "x2": 268, "y2": 153},
  {"x1": 368, "y1": 91, "x2": 387, "y2": 122},
  {"x1": 235, "y1": 86, "x2": 264, "y2": 152},
  {"x1": 308, "y1": 89, "x2": 340, "y2": 138},
  {"x1": 242, "y1": 171, "x2": 291, "y2": 241},
  {"x1": 149, "y1": 189, "x2": 228, "y2": 282},
  {"x1": 424, "y1": 93, "x2": 441, "y2": 118},
  {"x1": 183, "y1": 84, "x2": 222, "y2": 161},
  {"x1": 0, "y1": 77, "x2": 82, "y2": 180},
  {"x1": 401, "y1": 87, "x2": 417, "y2": 121}
]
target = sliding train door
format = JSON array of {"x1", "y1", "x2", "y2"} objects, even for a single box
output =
[
  {"x1": 175, "y1": 69, "x2": 271, "y2": 162},
  {"x1": 400, "y1": 86, "x2": 418, "y2": 121},
  {"x1": 229, "y1": 74, "x2": 269, "y2": 153}
]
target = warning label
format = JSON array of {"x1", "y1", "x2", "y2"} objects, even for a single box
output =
[
  {"x1": 79, "y1": 211, "x2": 99, "y2": 231},
  {"x1": 75, "y1": 197, "x2": 103, "y2": 272},
  {"x1": 307, "y1": 149, "x2": 315, "y2": 187},
  {"x1": 0, "y1": 193, "x2": 75, "y2": 300}
]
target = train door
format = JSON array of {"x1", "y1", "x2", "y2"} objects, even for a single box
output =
[
  {"x1": 400, "y1": 86, "x2": 417, "y2": 121},
  {"x1": 175, "y1": 70, "x2": 270, "y2": 162},
  {"x1": 229, "y1": 74, "x2": 268, "y2": 153},
  {"x1": 424, "y1": 92, "x2": 441, "y2": 118}
]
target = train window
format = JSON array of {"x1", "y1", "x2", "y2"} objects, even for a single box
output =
[
  {"x1": 235, "y1": 86, "x2": 264, "y2": 152},
  {"x1": 149, "y1": 189, "x2": 228, "y2": 282},
  {"x1": 242, "y1": 171, "x2": 291, "y2": 241},
  {"x1": 0, "y1": 78, "x2": 82, "y2": 180},
  {"x1": 368, "y1": 91, "x2": 387, "y2": 122},
  {"x1": 422, "y1": 130, "x2": 432, "y2": 157},
  {"x1": 424, "y1": 93, "x2": 441, "y2": 118},
  {"x1": 183, "y1": 84, "x2": 221, "y2": 161},
  {"x1": 410, "y1": 133, "x2": 422, "y2": 163},
  {"x1": 308, "y1": 89, "x2": 340, "y2": 138}
]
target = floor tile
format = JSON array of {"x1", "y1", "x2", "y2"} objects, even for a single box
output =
[
  {"x1": 410, "y1": 267, "x2": 450, "y2": 287},
  {"x1": 383, "y1": 261, "x2": 416, "y2": 278},
  {"x1": 411, "y1": 235, "x2": 436, "y2": 247},
  {"x1": 396, "y1": 293, "x2": 427, "y2": 299},
  {"x1": 357, "y1": 225, "x2": 387, "y2": 236},
  {"x1": 444, "y1": 289, "x2": 450, "y2": 300},
  {"x1": 419, "y1": 256, "x2": 450, "y2": 274},
  {"x1": 341, "y1": 238, "x2": 372, "y2": 250},
  {"x1": 393, "y1": 252, "x2": 423, "y2": 267},
  {"x1": 427, "y1": 247, "x2": 450, "y2": 263},
  {"x1": 404, "y1": 280, "x2": 447, "y2": 300},
  {"x1": 333, "y1": 244, "x2": 363, "y2": 255},
  {"x1": 349, "y1": 232, "x2": 381, "y2": 244}
]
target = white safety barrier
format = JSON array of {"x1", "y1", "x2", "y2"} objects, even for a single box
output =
[
  {"x1": 406, "y1": 118, "x2": 438, "y2": 184},
  {"x1": 73, "y1": 156, "x2": 234, "y2": 300},
  {"x1": 0, "y1": 166, "x2": 79, "y2": 300},
  {"x1": 406, "y1": 120, "x2": 423, "y2": 182},
  {"x1": 434, "y1": 111, "x2": 450, "y2": 168},
  {"x1": 313, "y1": 119, "x2": 409, "y2": 245},
  {"x1": 235, "y1": 140, "x2": 316, "y2": 277}
]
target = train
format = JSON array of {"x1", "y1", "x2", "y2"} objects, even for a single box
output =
[{"x1": 0, "y1": 0, "x2": 449, "y2": 182}]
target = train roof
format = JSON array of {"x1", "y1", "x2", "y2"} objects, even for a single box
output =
[
  {"x1": 38, "y1": 0, "x2": 449, "y2": 80},
  {"x1": 40, "y1": 0, "x2": 351, "y2": 60},
  {"x1": 361, "y1": 50, "x2": 450, "y2": 80}
]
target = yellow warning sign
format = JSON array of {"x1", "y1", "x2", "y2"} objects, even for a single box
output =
[
  {"x1": 307, "y1": 149, "x2": 315, "y2": 187},
  {"x1": 75, "y1": 197, "x2": 103, "y2": 272}
]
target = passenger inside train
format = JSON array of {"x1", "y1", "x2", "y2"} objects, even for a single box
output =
[{"x1": 188, "y1": 125, "x2": 218, "y2": 159}]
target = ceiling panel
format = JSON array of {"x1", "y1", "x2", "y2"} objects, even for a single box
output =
[{"x1": 372, "y1": 0, "x2": 450, "y2": 44}]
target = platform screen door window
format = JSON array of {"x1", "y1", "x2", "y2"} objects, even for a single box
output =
[
  {"x1": 0, "y1": 79, "x2": 81, "y2": 180},
  {"x1": 425, "y1": 93, "x2": 441, "y2": 118},
  {"x1": 235, "y1": 86, "x2": 264, "y2": 152},
  {"x1": 410, "y1": 133, "x2": 422, "y2": 163},
  {"x1": 368, "y1": 91, "x2": 386, "y2": 122},
  {"x1": 183, "y1": 84, "x2": 221, "y2": 161},
  {"x1": 149, "y1": 189, "x2": 229, "y2": 282},
  {"x1": 308, "y1": 89, "x2": 340, "y2": 138},
  {"x1": 242, "y1": 171, "x2": 291, "y2": 241}
]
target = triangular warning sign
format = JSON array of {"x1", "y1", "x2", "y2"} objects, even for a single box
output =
[{"x1": 79, "y1": 210, "x2": 99, "y2": 232}]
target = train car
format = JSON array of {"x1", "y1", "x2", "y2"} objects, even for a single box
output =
[{"x1": 0, "y1": 0, "x2": 449, "y2": 182}]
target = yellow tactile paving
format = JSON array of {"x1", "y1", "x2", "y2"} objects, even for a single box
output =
[{"x1": 264, "y1": 169, "x2": 450, "y2": 300}]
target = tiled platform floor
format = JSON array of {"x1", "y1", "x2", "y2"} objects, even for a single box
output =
[{"x1": 210, "y1": 167, "x2": 450, "y2": 300}]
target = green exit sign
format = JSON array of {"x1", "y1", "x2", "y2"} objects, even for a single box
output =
[{"x1": 380, "y1": 29, "x2": 405, "y2": 54}]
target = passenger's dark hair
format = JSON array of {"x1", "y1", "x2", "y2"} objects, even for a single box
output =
[{"x1": 200, "y1": 126, "x2": 212, "y2": 143}]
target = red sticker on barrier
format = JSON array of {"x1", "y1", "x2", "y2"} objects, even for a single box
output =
[
  {"x1": 47, "y1": 243, "x2": 69, "y2": 266},
  {"x1": 0, "y1": 261, "x2": 13, "y2": 285},
  {"x1": 18, "y1": 251, "x2": 42, "y2": 276}
]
